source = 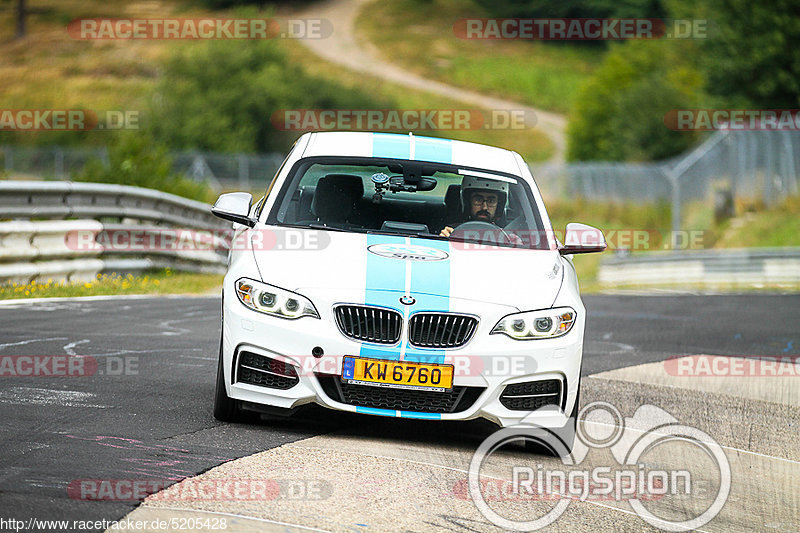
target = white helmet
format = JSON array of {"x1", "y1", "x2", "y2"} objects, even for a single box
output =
[{"x1": 460, "y1": 174, "x2": 508, "y2": 214}]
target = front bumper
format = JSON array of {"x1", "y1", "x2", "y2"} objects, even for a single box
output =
[{"x1": 222, "y1": 290, "x2": 583, "y2": 429}]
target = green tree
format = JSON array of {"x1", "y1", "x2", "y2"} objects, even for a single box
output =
[
  {"x1": 567, "y1": 39, "x2": 705, "y2": 161},
  {"x1": 75, "y1": 133, "x2": 213, "y2": 202},
  {"x1": 151, "y1": 37, "x2": 386, "y2": 154},
  {"x1": 700, "y1": 0, "x2": 800, "y2": 108},
  {"x1": 194, "y1": 0, "x2": 317, "y2": 8},
  {"x1": 473, "y1": 0, "x2": 665, "y2": 21}
]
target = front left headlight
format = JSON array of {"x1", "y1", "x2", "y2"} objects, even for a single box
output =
[
  {"x1": 235, "y1": 278, "x2": 319, "y2": 320},
  {"x1": 491, "y1": 307, "x2": 576, "y2": 340}
]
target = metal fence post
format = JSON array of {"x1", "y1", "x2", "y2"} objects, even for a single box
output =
[
  {"x1": 54, "y1": 147, "x2": 64, "y2": 178},
  {"x1": 666, "y1": 169, "x2": 681, "y2": 249},
  {"x1": 238, "y1": 154, "x2": 249, "y2": 190},
  {"x1": 3, "y1": 146, "x2": 12, "y2": 173}
]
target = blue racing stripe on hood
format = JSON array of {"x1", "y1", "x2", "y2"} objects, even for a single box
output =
[
  {"x1": 401, "y1": 238, "x2": 450, "y2": 364},
  {"x1": 361, "y1": 235, "x2": 451, "y2": 364},
  {"x1": 361, "y1": 234, "x2": 406, "y2": 360}
]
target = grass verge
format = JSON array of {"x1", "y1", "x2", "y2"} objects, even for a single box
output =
[
  {"x1": 0, "y1": 269, "x2": 222, "y2": 300},
  {"x1": 0, "y1": 0, "x2": 179, "y2": 146},
  {"x1": 0, "y1": 0, "x2": 553, "y2": 161},
  {"x1": 282, "y1": 38, "x2": 554, "y2": 162},
  {"x1": 356, "y1": 0, "x2": 602, "y2": 114},
  {"x1": 713, "y1": 196, "x2": 800, "y2": 248}
]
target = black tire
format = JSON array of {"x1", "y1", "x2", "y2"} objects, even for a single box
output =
[
  {"x1": 213, "y1": 337, "x2": 244, "y2": 422},
  {"x1": 525, "y1": 380, "x2": 580, "y2": 456}
]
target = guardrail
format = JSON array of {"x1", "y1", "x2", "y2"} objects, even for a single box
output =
[
  {"x1": 598, "y1": 248, "x2": 800, "y2": 287},
  {"x1": 0, "y1": 181, "x2": 229, "y2": 284}
]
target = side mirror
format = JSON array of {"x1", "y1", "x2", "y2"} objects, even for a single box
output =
[
  {"x1": 559, "y1": 222, "x2": 606, "y2": 255},
  {"x1": 211, "y1": 192, "x2": 255, "y2": 227}
]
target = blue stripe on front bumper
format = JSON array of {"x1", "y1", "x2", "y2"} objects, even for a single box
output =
[
  {"x1": 355, "y1": 406, "x2": 442, "y2": 420},
  {"x1": 399, "y1": 411, "x2": 442, "y2": 419},
  {"x1": 355, "y1": 406, "x2": 396, "y2": 417}
]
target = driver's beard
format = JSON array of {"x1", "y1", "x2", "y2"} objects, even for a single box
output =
[{"x1": 473, "y1": 210, "x2": 493, "y2": 222}]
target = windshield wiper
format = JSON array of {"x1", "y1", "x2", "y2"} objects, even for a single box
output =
[
  {"x1": 366, "y1": 230, "x2": 447, "y2": 240},
  {"x1": 278, "y1": 223, "x2": 361, "y2": 233}
]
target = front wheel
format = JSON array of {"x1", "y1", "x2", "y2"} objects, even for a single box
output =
[
  {"x1": 213, "y1": 337, "x2": 245, "y2": 422},
  {"x1": 525, "y1": 380, "x2": 580, "y2": 456}
]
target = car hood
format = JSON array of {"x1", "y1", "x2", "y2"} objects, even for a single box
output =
[{"x1": 250, "y1": 227, "x2": 564, "y2": 312}]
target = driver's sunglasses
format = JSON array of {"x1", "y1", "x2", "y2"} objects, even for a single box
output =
[{"x1": 471, "y1": 194, "x2": 498, "y2": 207}]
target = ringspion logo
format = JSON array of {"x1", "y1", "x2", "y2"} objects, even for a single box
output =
[{"x1": 468, "y1": 402, "x2": 730, "y2": 530}]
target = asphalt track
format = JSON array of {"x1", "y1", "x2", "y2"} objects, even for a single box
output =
[{"x1": 0, "y1": 294, "x2": 797, "y2": 531}]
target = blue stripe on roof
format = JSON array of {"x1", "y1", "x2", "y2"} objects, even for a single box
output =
[
  {"x1": 414, "y1": 136, "x2": 453, "y2": 164},
  {"x1": 371, "y1": 133, "x2": 453, "y2": 164},
  {"x1": 371, "y1": 133, "x2": 411, "y2": 159}
]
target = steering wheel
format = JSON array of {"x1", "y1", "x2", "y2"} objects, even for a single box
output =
[{"x1": 451, "y1": 220, "x2": 512, "y2": 245}]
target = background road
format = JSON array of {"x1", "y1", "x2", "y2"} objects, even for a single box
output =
[{"x1": 0, "y1": 294, "x2": 797, "y2": 527}]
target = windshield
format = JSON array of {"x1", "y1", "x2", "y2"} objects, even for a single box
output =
[{"x1": 268, "y1": 157, "x2": 549, "y2": 249}]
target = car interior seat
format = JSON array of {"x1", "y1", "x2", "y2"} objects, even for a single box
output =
[{"x1": 310, "y1": 174, "x2": 364, "y2": 226}]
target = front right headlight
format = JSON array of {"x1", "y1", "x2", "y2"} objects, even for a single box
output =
[
  {"x1": 490, "y1": 307, "x2": 576, "y2": 340},
  {"x1": 235, "y1": 278, "x2": 319, "y2": 320}
]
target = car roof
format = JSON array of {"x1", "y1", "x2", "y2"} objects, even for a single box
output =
[{"x1": 299, "y1": 131, "x2": 523, "y2": 176}]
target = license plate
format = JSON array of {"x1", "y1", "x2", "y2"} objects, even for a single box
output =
[{"x1": 341, "y1": 356, "x2": 454, "y2": 392}]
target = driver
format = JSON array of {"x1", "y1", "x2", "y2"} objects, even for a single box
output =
[{"x1": 439, "y1": 175, "x2": 508, "y2": 237}]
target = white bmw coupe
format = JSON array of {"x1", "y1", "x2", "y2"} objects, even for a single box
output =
[{"x1": 211, "y1": 132, "x2": 605, "y2": 450}]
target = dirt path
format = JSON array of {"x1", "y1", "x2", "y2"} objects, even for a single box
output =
[{"x1": 293, "y1": 0, "x2": 568, "y2": 162}]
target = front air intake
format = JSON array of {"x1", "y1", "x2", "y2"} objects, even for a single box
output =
[
  {"x1": 334, "y1": 305, "x2": 403, "y2": 344},
  {"x1": 499, "y1": 379, "x2": 562, "y2": 411},
  {"x1": 408, "y1": 313, "x2": 478, "y2": 348},
  {"x1": 236, "y1": 351, "x2": 299, "y2": 390}
]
